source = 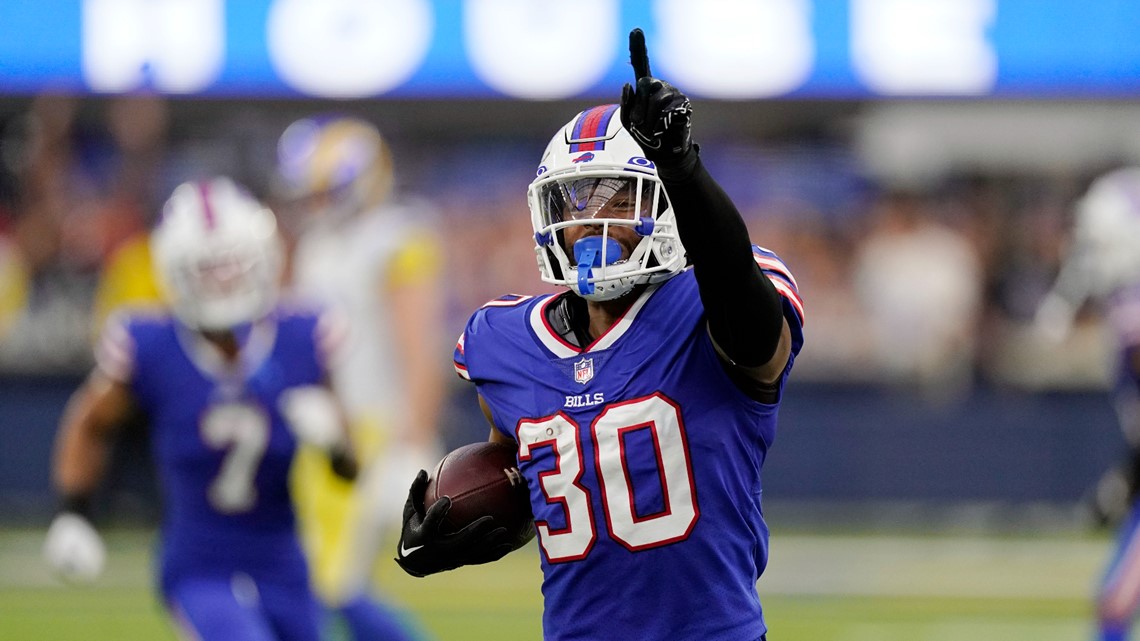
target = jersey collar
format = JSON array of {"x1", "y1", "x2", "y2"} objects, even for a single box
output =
[
  {"x1": 174, "y1": 315, "x2": 278, "y2": 392},
  {"x1": 529, "y1": 284, "x2": 659, "y2": 358}
]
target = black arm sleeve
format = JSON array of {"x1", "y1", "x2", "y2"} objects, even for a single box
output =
[{"x1": 658, "y1": 149, "x2": 785, "y2": 368}]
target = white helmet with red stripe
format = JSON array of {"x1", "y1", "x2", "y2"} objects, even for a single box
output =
[
  {"x1": 528, "y1": 104, "x2": 687, "y2": 301},
  {"x1": 151, "y1": 177, "x2": 284, "y2": 331},
  {"x1": 1070, "y1": 167, "x2": 1140, "y2": 297}
]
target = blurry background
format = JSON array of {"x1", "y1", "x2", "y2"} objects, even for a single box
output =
[{"x1": 0, "y1": 1, "x2": 1135, "y2": 639}]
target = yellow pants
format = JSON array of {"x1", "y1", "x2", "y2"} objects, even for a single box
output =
[{"x1": 290, "y1": 419, "x2": 386, "y2": 603}]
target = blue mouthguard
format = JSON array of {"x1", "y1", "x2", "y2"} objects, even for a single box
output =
[{"x1": 573, "y1": 236, "x2": 623, "y2": 295}]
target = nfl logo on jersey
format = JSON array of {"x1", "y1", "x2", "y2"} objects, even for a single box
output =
[{"x1": 574, "y1": 357, "x2": 594, "y2": 384}]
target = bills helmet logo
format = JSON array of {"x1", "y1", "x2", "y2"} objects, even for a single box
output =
[
  {"x1": 573, "y1": 357, "x2": 595, "y2": 384},
  {"x1": 572, "y1": 152, "x2": 595, "y2": 164}
]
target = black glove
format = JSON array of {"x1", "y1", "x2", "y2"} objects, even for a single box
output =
[
  {"x1": 619, "y1": 28, "x2": 695, "y2": 168},
  {"x1": 394, "y1": 469, "x2": 514, "y2": 578},
  {"x1": 328, "y1": 445, "x2": 358, "y2": 482}
]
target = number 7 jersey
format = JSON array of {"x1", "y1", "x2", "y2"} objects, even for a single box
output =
[
  {"x1": 95, "y1": 305, "x2": 335, "y2": 592},
  {"x1": 454, "y1": 250, "x2": 804, "y2": 641}
]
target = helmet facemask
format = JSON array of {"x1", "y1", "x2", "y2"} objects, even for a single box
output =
[
  {"x1": 529, "y1": 106, "x2": 686, "y2": 301},
  {"x1": 162, "y1": 239, "x2": 282, "y2": 332}
]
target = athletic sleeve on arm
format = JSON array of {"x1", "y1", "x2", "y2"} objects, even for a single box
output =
[{"x1": 660, "y1": 155, "x2": 795, "y2": 368}]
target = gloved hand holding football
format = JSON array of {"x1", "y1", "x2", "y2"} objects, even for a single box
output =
[{"x1": 395, "y1": 442, "x2": 534, "y2": 578}]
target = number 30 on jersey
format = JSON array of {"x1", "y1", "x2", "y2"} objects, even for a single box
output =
[{"x1": 516, "y1": 393, "x2": 699, "y2": 563}]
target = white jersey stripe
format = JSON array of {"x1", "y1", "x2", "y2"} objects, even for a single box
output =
[
  {"x1": 483, "y1": 294, "x2": 534, "y2": 308},
  {"x1": 95, "y1": 343, "x2": 132, "y2": 382},
  {"x1": 99, "y1": 332, "x2": 129, "y2": 363},
  {"x1": 588, "y1": 284, "x2": 659, "y2": 352},
  {"x1": 763, "y1": 268, "x2": 797, "y2": 292},
  {"x1": 95, "y1": 317, "x2": 135, "y2": 382},
  {"x1": 753, "y1": 254, "x2": 798, "y2": 290},
  {"x1": 769, "y1": 277, "x2": 805, "y2": 326},
  {"x1": 529, "y1": 296, "x2": 581, "y2": 358},
  {"x1": 528, "y1": 286, "x2": 662, "y2": 358}
]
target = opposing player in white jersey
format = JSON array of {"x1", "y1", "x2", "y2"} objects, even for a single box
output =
[
  {"x1": 394, "y1": 30, "x2": 804, "y2": 641},
  {"x1": 276, "y1": 116, "x2": 443, "y2": 641},
  {"x1": 1035, "y1": 168, "x2": 1140, "y2": 641}
]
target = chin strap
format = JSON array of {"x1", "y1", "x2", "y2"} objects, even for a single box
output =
[{"x1": 573, "y1": 236, "x2": 623, "y2": 295}]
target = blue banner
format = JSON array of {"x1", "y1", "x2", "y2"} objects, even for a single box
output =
[{"x1": 0, "y1": 0, "x2": 1138, "y2": 99}]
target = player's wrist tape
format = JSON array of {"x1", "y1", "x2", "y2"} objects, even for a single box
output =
[{"x1": 58, "y1": 494, "x2": 94, "y2": 520}]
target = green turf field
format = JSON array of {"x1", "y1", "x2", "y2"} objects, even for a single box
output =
[{"x1": 0, "y1": 528, "x2": 1110, "y2": 641}]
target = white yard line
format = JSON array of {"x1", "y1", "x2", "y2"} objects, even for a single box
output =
[
  {"x1": 0, "y1": 529, "x2": 1112, "y2": 600},
  {"x1": 761, "y1": 534, "x2": 1107, "y2": 600}
]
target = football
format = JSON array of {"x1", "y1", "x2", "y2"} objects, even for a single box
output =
[{"x1": 425, "y1": 441, "x2": 535, "y2": 550}]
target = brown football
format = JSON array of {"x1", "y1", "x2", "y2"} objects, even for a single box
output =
[{"x1": 424, "y1": 441, "x2": 535, "y2": 550}]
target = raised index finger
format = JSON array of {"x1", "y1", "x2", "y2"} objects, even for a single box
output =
[{"x1": 629, "y1": 28, "x2": 651, "y2": 80}]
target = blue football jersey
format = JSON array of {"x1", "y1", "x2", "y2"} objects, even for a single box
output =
[
  {"x1": 454, "y1": 249, "x2": 804, "y2": 641},
  {"x1": 96, "y1": 306, "x2": 333, "y2": 590}
]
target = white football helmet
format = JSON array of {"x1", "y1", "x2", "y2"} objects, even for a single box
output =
[
  {"x1": 528, "y1": 104, "x2": 687, "y2": 301},
  {"x1": 275, "y1": 116, "x2": 394, "y2": 225},
  {"x1": 151, "y1": 177, "x2": 284, "y2": 331},
  {"x1": 1070, "y1": 167, "x2": 1140, "y2": 298}
]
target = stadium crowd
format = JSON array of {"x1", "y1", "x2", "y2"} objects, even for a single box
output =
[{"x1": 0, "y1": 94, "x2": 1111, "y2": 398}]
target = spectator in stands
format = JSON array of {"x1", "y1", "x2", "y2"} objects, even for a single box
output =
[{"x1": 852, "y1": 190, "x2": 983, "y2": 399}]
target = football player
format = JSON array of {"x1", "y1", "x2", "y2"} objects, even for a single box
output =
[
  {"x1": 394, "y1": 30, "x2": 804, "y2": 641},
  {"x1": 42, "y1": 177, "x2": 357, "y2": 641},
  {"x1": 276, "y1": 116, "x2": 442, "y2": 641},
  {"x1": 1035, "y1": 168, "x2": 1140, "y2": 641}
]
